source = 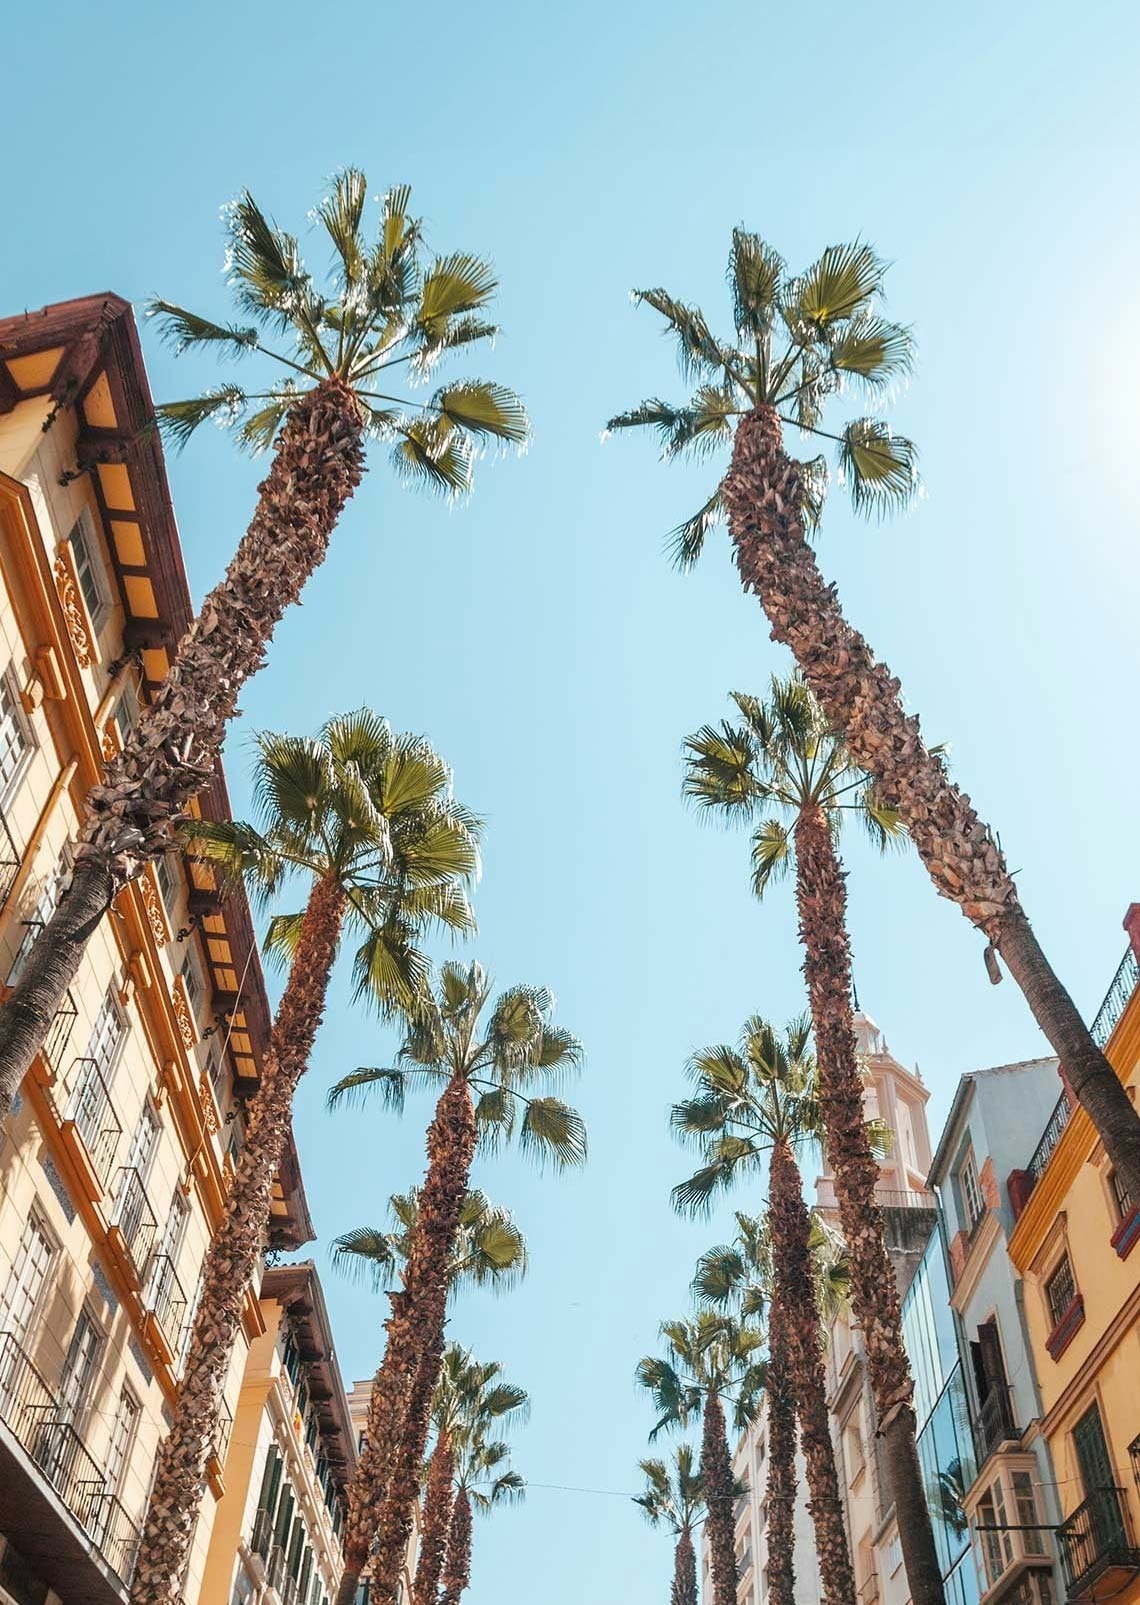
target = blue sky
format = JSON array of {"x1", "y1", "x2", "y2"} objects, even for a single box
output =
[{"x1": 5, "y1": 2, "x2": 1140, "y2": 1600}]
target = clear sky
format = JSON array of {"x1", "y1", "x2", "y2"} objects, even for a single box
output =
[{"x1": 5, "y1": 2, "x2": 1140, "y2": 1601}]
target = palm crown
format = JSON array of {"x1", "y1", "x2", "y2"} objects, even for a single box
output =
[
  {"x1": 188, "y1": 709, "x2": 479, "y2": 1015},
  {"x1": 634, "y1": 1444, "x2": 704, "y2": 1535},
  {"x1": 327, "y1": 960, "x2": 586, "y2": 1168},
  {"x1": 331, "y1": 1189, "x2": 526, "y2": 1297},
  {"x1": 636, "y1": 1312, "x2": 766, "y2": 1439},
  {"x1": 693, "y1": 1211, "x2": 850, "y2": 1330},
  {"x1": 432, "y1": 1345, "x2": 530, "y2": 1452},
  {"x1": 684, "y1": 674, "x2": 904, "y2": 899},
  {"x1": 606, "y1": 234, "x2": 916, "y2": 564},
  {"x1": 151, "y1": 169, "x2": 528, "y2": 493}
]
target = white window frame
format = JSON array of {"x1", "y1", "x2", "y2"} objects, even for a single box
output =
[
  {"x1": 180, "y1": 945, "x2": 206, "y2": 1020},
  {"x1": 104, "y1": 1383, "x2": 141, "y2": 1495},
  {"x1": 0, "y1": 666, "x2": 35, "y2": 808},
  {"x1": 67, "y1": 507, "x2": 112, "y2": 633},
  {"x1": 960, "y1": 1147, "x2": 985, "y2": 1231},
  {"x1": 113, "y1": 677, "x2": 140, "y2": 746},
  {"x1": 0, "y1": 1209, "x2": 57, "y2": 1347},
  {"x1": 156, "y1": 852, "x2": 179, "y2": 913}
]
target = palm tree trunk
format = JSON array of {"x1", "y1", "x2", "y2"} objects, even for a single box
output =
[
  {"x1": 415, "y1": 1431, "x2": 456, "y2": 1605},
  {"x1": 722, "y1": 403, "x2": 1140, "y2": 1207},
  {"x1": 769, "y1": 1139, "x2": 857, "y2": 1605},
  {"x1": 0, "y1": 379, "x2": 366, "y2": 1115},
  {"x1": 440, "y1": 1488, "x2": 473, "y2": 1605},
  {"x1": 672, "y1": 1525, "x2": 698, "y2": 1605},
  {"x1": 700, "y1": 1385, "x2": 737, "y2": 1605},
  {"x1": 130, "y1": 875, "x2": 348, "y2": 1605},
  {"x1": 367, "y1": 1337, "x2": 447, "y2": 1605},
  {"x1": 791, "y1": 804, "x2": 944, "y2": 1605},
  {"x1": 765, "y1": 1301, "x2": 797, "y2": 1605},
  {"x1": 337, "y1": 1071, "x2": 477, "y2": 1605}
]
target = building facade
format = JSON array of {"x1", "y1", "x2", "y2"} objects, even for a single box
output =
[
  {"x1": 1008, "y1": 910, "x2": 1140, "y2": 1605},
  {"x1": 203, "y1": 1264, "x2": 357, "y2": 1605},
  {"x1": 0, "y1": 296, "x2": 312, "y2": 1604}
]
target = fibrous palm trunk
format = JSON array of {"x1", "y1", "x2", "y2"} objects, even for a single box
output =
[
  {"x1": 440, "y1": 1488, "x2": 473, "y2": 1605},
  {"x1": 722, "y1": 403, "x2": 1140, "y2": 1206},
  {"x1": 769, "y1": 1139, "x2": 857, "y2": 1605},
  {"x1": 700, "y1": 1385, "x2": 737, "y2": 1605},
  {"x1": 335, "y1": 1072, "x2": 477, "y2": 1605},
  {"x1": 672, "y1": 1526, "x2": 698, "y2": 1605},
  {"x1": 765, "y1": 1298, "x2": 797, "y2": 1605},
  {"x1": 130, "y1": 875, "x2": 348, "y2": 1605},
  {"x1": 791, "y1": 805, "x2": 943, "y2": 1605},
  {"x1": 414, "y1": 1431, "x2": 456, "y2": 1605},
  {"x1": 0, "y1": 380, "x2": 365, "y2": 1114}
]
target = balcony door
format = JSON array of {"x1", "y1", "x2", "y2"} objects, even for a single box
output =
[
  {"x1": 1074, "y1": 1401, "x2": 1126, "y2": 1549},
  {"x1": 115, "y1": 1101, "x2": 161, "y2": 1261},
  {"x1": 68, "y1": 989, "x2": 126, "y2": 1141}
]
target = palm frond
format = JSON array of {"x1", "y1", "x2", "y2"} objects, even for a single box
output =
[
  {"x1": 147, "y1": 300, "x2": 259, "y2": 358},
  {"x1": 418, "y1": 254, "x2": 499, "y2": 334},
  {"x1": 156, "y1": 387, "x2": 247, "y2": 448},
  {"x1": 786, "y1": 242, "x2": 886, "y2": 330},
  {"x1": 838, "y1": 419, "x2": 919, "y2": 516},
  {"x1": 633, "y1": 289, "x2": 733, "y2": 379},
  {"x1": 750, "y1": 818, "x2": 792, "y2": 899},
  {"x1": 432, "y1": 381, "x2": 528, "y2": 444},
  {"x1": 665, "y1": 486, "x2": 723, "y2": 571},
  {"x1": 518, "y1": 1097, "x2": 587, "y2": 1169},
  {"x1": 391, "y1": 416, "x2": 473, "y2": 496},
  {"x1": 326, "y1": 1065, "x2": 410, "y2": 1113},
  {"x1": 728, "y1": 230, "x2": 784, "y2": 341}
]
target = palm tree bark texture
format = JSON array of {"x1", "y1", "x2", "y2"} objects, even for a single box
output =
[
  {"x1": 722, "y1": 403, "x2": 1140, "y2": 1207},
  {"x1": 673, "y1": 1525, "x2": 698, "y2": 1605},
  {"x1": 335, "y1": 1072, "x2": 478, "y2": 1605},
  {"x1": 791, "y1": 805, "x2": 944, "y2": 1605},
  {"x1": 440, "y1": 1489, "x2": 473, "y2": 1605},
  {"x1": 130, "y1": 875, "x2": 348, "y2": 1605},
  {"x1": 700, "y1": 1385, "x2": 738, "y2": 1605},
  {"x1": 765, "y1": 1300, "x2": 797, "y2": 1605},
  {"x1": 769, "y1": 1138, "x2": 857, "y2": 1605},
  {"x1": 414, "y1": 1430, "x2": 456, "y2": 1605},
  {"x1": 0, "y1": 380, "x2": 366, "y2": 1115}
]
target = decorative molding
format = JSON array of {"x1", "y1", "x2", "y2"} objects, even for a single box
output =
[
  {"x1": 52, "y1": 547, "x2": 95, "y2": 668},
  {"x1": 139, "y1": 865, "x2": 170, "y2": 948},
  {"x1": 198, "y1": 1071, "x2": 220, "y2": 1136},
  {"x1": 100, "y1": 721, "x2": 118, "y2": 762},
  {"x1": 171, "y1": 972, "x2": 197, "y2": 1051}
]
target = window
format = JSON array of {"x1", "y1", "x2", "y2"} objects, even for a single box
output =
[
  {"x1": 973, "y1": 1464, "x2": 1048, "y2": 1591},
  {"x1": 959, "y1": 1149, "x2": 985, "y2": 1231},
  {"x1": 1045, "y1": 1254, "x2": 1077, "y2": 1328},
  {"x1": 156, "y1": 852, "x2": 179, "y2": 912},
  {"x1": 844, "y1": 1413, "x2": 866, "y2": 1484},
  {"x1": 885, "y1": 1536, "x2": 903, "y2": 1577},
  {"x1": 68, "y1": 509, "x2": 110, "y2": 631},
  {"x1": 180, "y1": 949, "x2": 204, "y2": 1018},
  {"x1": 0, "y1": 1211, "x2": 55, "y2": 1347},
  {"x1": 104, "y1": 1385, "x2": 141, "y2": 1493},
  {"x1": 87, "y1": 988, "x2": 127, "y2": 1082},
  {"x1": 8, "y1": 853, "x2": 70, "y2": 985},
  {"x1": 0, "y1": 670, "x2": 33, "y2": 801},
  {"x1": 1110, "y1": 1169, "x2": 1134, "y2": 1222},
  {"x1": 56, "y1": 1307, "x2": 104, "y2": 1429},
  {"x1": 113, "y1": 680, "x2": 139, "y2": 746}
]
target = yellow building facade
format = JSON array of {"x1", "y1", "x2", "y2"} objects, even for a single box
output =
[
  {"x1": 0, "y1": 294, "x2": 313, "y2": 1604},
  {"x1": 1008, "y1": 914, "x2": 1140, "y2": 1605}
]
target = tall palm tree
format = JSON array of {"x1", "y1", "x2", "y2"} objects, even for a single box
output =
[
  {"x1": 637, "y1": 1313, "x2": 764, "y2": 1605},
  {"x1": 633, "y1": 1446, "x2": 706, "y2": 1605},
  {"x1": 690, "y1": 1218, "x2": 799, "y2": 1605},
  {"x1": 439, "y1": 1428, "x2": 525, "y2": 1605},
  {"x1": 673, "y1": 1018, "x2": 859, "y2": 1605},
  {"x1": 328, "y1": 961, "x2": 584, "y2": 1605},
  {"x1": 332, "y1": 1188, "x2": 528, "y2": 1299},
  {"x1": 416, "y1": 1346, "x2": 528, "y2": 1605},
  {"x1": 608, "y1": 231, "x2": 1140, "y2": 1221},
  {"x1": 678, "y1": 675, "x2": 942, "y2": 1604},
  {"x1": 0, "y1": 169, "x2": 526, "y2": 1110},
  {"x1": 132, "y1": 712, "x2": 477, "y2": 1604}
]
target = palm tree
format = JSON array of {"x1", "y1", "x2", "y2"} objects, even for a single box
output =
[
  {"x1": 608, "y1": 231, "x2": 1140, "y2": 1224},
  {"x1": 678, "y1": 675, "x2": 942, "y2": 1604},
  {"x1": 416, "y1": 1346, "x2": 528, "y2": 1605},
  {"x1": 0, "y1": 169, "x2": 526, "y2": 1111},
  {"x1": 332, "y1": 1188, "x2": 528, "y2": 1299},
  {"x1": 131, "y1": 711, "x2": 477, "y2": 1603},
  {"x1": 633, "y1": 1446, "x2": 706, "y2": 1605},
  {"x1": 691, "y1": 1218, "x2": 798, "y2": 1605},
  {"x1": 328, "y1": 961, "x2": 584, "y2": 1605},
  {"x1": 636, "y1": 1313, "x2": 764, "y2": 1605},
  {"x1": 439, "y1": 1427, "x2": 525, "y2": 1605},
  {"x1": 673, "y1": 1019, "x2": 859, "y2": 1605}
]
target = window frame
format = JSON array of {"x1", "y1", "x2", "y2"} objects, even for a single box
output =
[
  {"x1": 959, "y1": 1147, "x2": 985, "y2": 1232},
  {"x1": 1045, "y1": 1252, "x2": 1078, "y2": 1330},
  {"x1": 0, "y1": 665, "x2": 36, "y2": 809},
  {"x1": 67, "y1": 507, "x2": 112, "y2": 634}
]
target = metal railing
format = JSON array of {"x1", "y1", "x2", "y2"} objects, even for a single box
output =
[
  {"x1": 0, "y1": 811, "x2": 22, "y2": 912},
  {"x1": 250, "y1": 1504, "x2": 276, "y2": 1560},
  {"x1": 146, "y1": 1253, "x2": 189, "y2": 1354},
  {"x1": 27, "y1": 1409, "x2": 107, "y2": 1531},
  {"x1": 111, "y1": 1167, "x2": 158, "y2": 1279},
  {"x1": 96, "y1": 1492, "x2": 142, "y2": 1584},
  {"x1": 0, "y1": 1327, "x2": 57, "y2": 1448},
  {"x1": 1028, "y1": 1093, "x2": 1073, "y2": 1188},
  {"x1": 976, "y1": 1386, "x2": 1018, "y2": 1462},
  {"x1": 1091, "y1": 946, "x2": 1140, "y2": 1048},
  {"x1": 1130, "y1": 1433, "x2": 1140, "y2": 1493},
  {"x1": 42, "y1": 987, "x2": 78, "y2": 1077},
  {"x1": 1058, "y1": 1486, "x2": 1140, "y2": 1596},
  {"x1": 211, "y1": 1397, "x2": 233, "y2": 1467},
  {"x1": 876, "y1": 1188, "x2": 936, "y2": 1210},
  {"x1": 63, "y1": 1056, "x2": 122, "y2": 1186},
  {"x1": 263, "y1": 1539, "x2": 288, "y2": 1593},
  {"x1": 279, "y1": 1574, "x2": 302, "y2": 1605}
]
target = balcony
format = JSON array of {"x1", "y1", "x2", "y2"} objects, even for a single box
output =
[
  {"x1": 144, "y1": 1253, "x2": 189, "y2": 1367},
  {"x1": 108, "y1": 1167, "x2": 158, "y2": 1286},
  {"x1": 205, "y1": 1396, "x2": 233, "y2": 1494},
  {"x1": 60, "y1": 1057, "x2": 122, "y2": 1197},
  {"x1": 1091, "y1": 946, "x2": 1139, "y2": 1048},
  {"x1": 41, "y1": 985, "x2": 79, "y2": 1079},
  {"x1": 1057, "y1": 1487, "x2": 1140, "y2": 1601},
  {"x1": 976, "y1": 1388, "x2": 1020, "y2": 1464},
  {"x1": 0, "y1": 809, "x2": 21, "y2": 911},
  {"x1": 1028, "y1": 1095, "x2": 1073, "y2": 1191},
  {"x1": 95, "y1": 1494, "x2": 142, "y2": 1586}
]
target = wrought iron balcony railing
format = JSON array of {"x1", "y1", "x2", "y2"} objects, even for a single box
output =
[
  {"x1": 211, "y1": 1396, "x2": 234, "y2": 1467},
  {"x1": 1028, "y1": 1093, "x2": 1073, "y2": 1189},
  {"x1": 976, "y1": 1386, "x2": 1019, "y2": 1463},
  {"x1": 110, "y1": 1166, "x2": 158, "y2": 1280},
  {"x1": 63, "y1": 1056, "x2": 122, "y2": 1187},
  {"x1": 42, "y1": 986, "x2": 78, "y2": 1077},
  {"x1": 26, "y1": 1409, "x2": 107, "y2": 1531},
  {"x1": 94, "y1": 1491, "x2": 142, "y2": 1584},
  {"x1": 1058, "y1": 1486, "x2": 1140, "y2": 1599},
  {"x1": 0, "y1": 1327, "x2": 57, "y2": 1449},
  {"x1": 0, "y1": 810, "x2": 22, "y2": 912},
  {"x1": 1091, "y1": 946, "x2": 1140, "y2": 1048},
  {"x1": 146, "y1": 1253, "x2": 189, "y2": 1355}
]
